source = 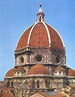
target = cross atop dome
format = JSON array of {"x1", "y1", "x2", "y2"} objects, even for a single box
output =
[
  {"x1": 36, "y1": 4, "x2": 45, "y2": 22},
  {"x1": 40, "y1": 4, "x2": 42, "y2": 7}
]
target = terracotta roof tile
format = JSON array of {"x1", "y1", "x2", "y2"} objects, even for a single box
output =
[
  {"x1": 0, "y1": 87, "x2": 14, "y2": 97},
  {"x1": 70, "y1": 95, "x2": 75, "y2": 97},
  {"x1": 16, "y1": 26, "x2": 32, "y2": 50},
  {"x1": 29, "y1": 23, "x2": 49, "y2": 47},
  {"x1": 14, "y1": 66, "x2": 24, "y2": 71},
  {"x1": 47, "y1": 24, "x2": 64, "y2": 49},
  {"x1": 5, "y1": 66, "x2": 24, "y2": 77},
  {"x1": 55, "y1": 65, "x2": 65, "y2": 71},
  {"x1": 68, "y1": 68, "x2": 75, "y2": 76},
  {"x1": 5, "y1": 68, "x2": 15, "y2": 77}
]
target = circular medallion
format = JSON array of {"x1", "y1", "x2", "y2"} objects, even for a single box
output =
[{"x1": 35, "y1": 54, "x2": 42, "y2": 62}]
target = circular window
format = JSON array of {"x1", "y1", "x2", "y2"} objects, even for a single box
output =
[
  {"x1": 35, "y1": 54, "x2": 42, "y2": 62},
  {"x1": 56, "y1": 56, "x2": 60, "y2": 63}
]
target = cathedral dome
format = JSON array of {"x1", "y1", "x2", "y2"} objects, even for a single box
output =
[
  {"x1": 28, "y1": 64, "x2": 50, "y2": 75},
  {"x1": 16, "y1": 5, "x2": 64, "y2": 51}
]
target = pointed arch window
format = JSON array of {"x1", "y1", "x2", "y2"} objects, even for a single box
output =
[{"x1": 56, "y1": 56, "x2": 60, "y2": 63}]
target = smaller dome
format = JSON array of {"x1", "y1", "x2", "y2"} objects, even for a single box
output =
[
  {"x1": 28, "y1": 64, "x2": 50, "y2": 75},
  {"x1": 5, "y1": 66, "x2": 24, "y2": 77},
  {"x1": 5, "y1": 68, "x2": 15, "y2": 77}
]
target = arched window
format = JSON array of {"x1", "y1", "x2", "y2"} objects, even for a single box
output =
[
  {"x1": 56, "y1": 56, "x2": 60, "y2": 63},
  {"x1": 19, "y1": 56, "x2": 24, "y2": 63}
]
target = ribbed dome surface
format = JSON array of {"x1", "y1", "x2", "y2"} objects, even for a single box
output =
[
  {"x1": 28, "y1": 64, "x2": 50, "y2": 75},
  {"x1": 47, "y1": 24, "x2": 64, "y2": 49},
  {"x1": 16, "y1": 26, "x2": 32, "y2": 50},
  {"x1": 16, "y1": 22, "x2": 64, "y2": 50}
]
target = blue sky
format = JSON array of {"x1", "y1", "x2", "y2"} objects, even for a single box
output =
[{"x1": 0, "y1": 0, "x2": 75, "y2": 80}]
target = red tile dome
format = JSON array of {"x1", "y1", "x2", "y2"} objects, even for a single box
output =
[
  {"x1": 15, "y1": 5, "x2": 64, "y2": 51},
  {"x1": 16, "y1": 22, "x2": 64, "y2": 50},
  {"x1": 28, "y1": 64, "x2": 50, "y2": 75},
  {"x1": 5, "y1": 66, "x2": 24, "y2": 77},
  {"x1": 5, "y1": 68, "x2": 15, "y2": 77}
]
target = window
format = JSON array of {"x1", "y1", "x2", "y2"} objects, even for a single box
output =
[
  {"x1": 45, "y1": 80, "x2": 50, "y2": 88},
  {"x1": 18, "y1": 71, "x2": 19, "y2": 74},
  {"x1": 1, "y1": 89, "x2": 3, "y2": 92},
  {"x1": 59, "y1": 71, "x2": 61, "y2": 73},
  {"x1": 56, "y1": 56, "x2": 60, "y2": 63},
  {"x1": 37, "y1": 80, "x2": 39, "y2": 88},
  {"x1": 19, "y1": 56, "x2": 24, "y2": 63},
  {"x1": 55, "y1": 71, "x2": 57, "y2": 73},
  {"x1": 32, "y1": 80, "x2": 35, "y2": 88},
  {"x1": 35, "y1": 54, "x2": 42, "y2": 62},
  {"x1": 11, "y1": 81, "x2": 13, "y2": 87}
]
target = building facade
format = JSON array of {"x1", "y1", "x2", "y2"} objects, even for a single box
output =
[{"x1": 4, "y1": 5, "x2": 75, "y2": 97}]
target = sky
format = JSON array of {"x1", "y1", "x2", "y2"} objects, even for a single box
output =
[{"x1": 0, "y1": 0, "x2": 75, "y2": 80}]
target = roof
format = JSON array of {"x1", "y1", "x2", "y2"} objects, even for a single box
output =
[
  {"x1": 68, "y1": 68, "x2": 75, "y2": 76},
  {"x1": 28, "y1": 64, "x2": 50, "y2": 75},
  {"x1": 0, "y1": 81, "x2": 6, "y2": 88},
  {"x1": 55, "y1": 65, "x2": 65, "y2": 71},
  {"x1": 5, "y1": 68, "x2": 15, "y2": 77},
  {"x1": 0, "y1": 87, "x2": 14, "y2": 97},
  {"x1": 15, "y1": 6, "x2": 64, "y2": 51},
  {"x1": 30, "y1": 93, "x2": 44, "y2": 97},
  {"x1": 30, "y1": 91, "x2": 65, "y2": 97},
  {"x1": 47, "y1": 24, "x2": 64, "y2": 49},
  {"x1": 70, "y1": 95, "x2": 75, "y2": 97},
  {"x1": 14, "y1": 66, "x2": 24, "y2": 71},
  {"x1": 5, "y1": 66, "x2": 24, "y2": 77}
]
